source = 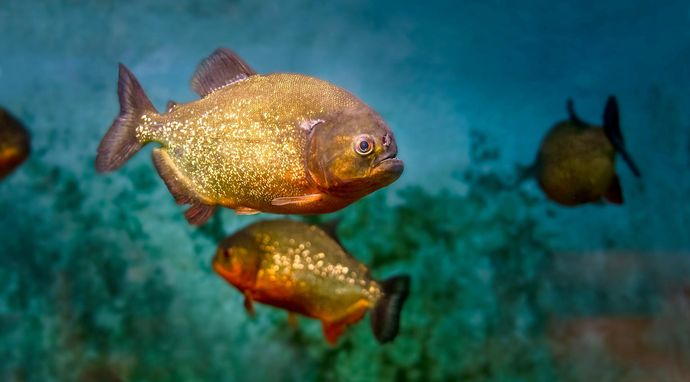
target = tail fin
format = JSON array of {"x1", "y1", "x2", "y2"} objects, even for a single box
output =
[
  {"x1": 96, "y1": 64, "x2": 158, "y2": 172},
  {"x1": 603, "y1": 95, "x2": 641, "y2": 177},
  {"x1": 371, "y1": 275, "x2": 410, "y2": 344}
]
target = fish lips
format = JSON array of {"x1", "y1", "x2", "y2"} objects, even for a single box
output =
[{"x1": 371, "y1": 152, "x2": 404, "y2": 181}]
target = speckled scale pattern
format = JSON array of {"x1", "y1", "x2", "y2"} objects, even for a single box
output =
[
  {"x1": 241, "y1": 220, "x2": 381, "y2": 320},
  {"x1": 134, "y1": 74, "x2": 360, "y2": 210}
]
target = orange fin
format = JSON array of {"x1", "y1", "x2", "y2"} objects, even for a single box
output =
[
  {"x1": 244, "y1": 293, "x2": 255, "y2": 317},
  {"x1": 191, "y1": 48, "x2": 257, "y2": 97},
  {"x1": 321, "y1": 300, "x2": 371, "y2": 345},
  {"x1": 235, "y1": 206, "x2": 260, "y2": 215},
  {"x1": 322, "y1": 321, "x2": 346, "y2": 345},
  {"x1": 604, "y1": 174, "x2": 624, "y2": 205},
  {"x1": 271, "y1": 193, "x2": 324, "y2": 207}
]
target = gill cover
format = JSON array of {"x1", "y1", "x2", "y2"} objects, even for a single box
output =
[{"x1": 306, "y1": 107, "x2": 402, "y2": 198}]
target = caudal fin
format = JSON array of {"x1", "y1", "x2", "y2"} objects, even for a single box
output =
[
  {"x1": 96, "y1": 64, "x2": 158, "y2": 172},
  {"x1": 371, "y1": 275, "x2": 410, "y2": 344},
  {"x1": 603, "y1": 95, "x2": 641, "y2": 177}
]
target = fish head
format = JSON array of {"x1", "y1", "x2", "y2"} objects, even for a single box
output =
[
  {"x1": 306, "y1": 106, "x2": 404, "y2": 198},
  {"x1": 213, "y1": 237, "x2": 260, "y2": 290}
]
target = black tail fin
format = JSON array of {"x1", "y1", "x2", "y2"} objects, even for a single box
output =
[
  {"x1": 371, "y1": 275, "x2": 410, "y2": 344},
  {"x1": 96, "y1": 64, "x2": 158, "y2": 172},
  {"x1": 603, "y1": 95, "x2": 641, "y2": 177}
]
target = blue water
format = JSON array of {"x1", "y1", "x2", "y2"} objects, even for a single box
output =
[{"x1": 1, "y1": 1, "x2": 689, "y2": 381}]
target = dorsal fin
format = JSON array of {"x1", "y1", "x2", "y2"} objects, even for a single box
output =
[
  {"x1": 319, "y1": 218, "x2": 343, "y2": 246},
  {"x1": 603, "y1": 95, "x2": 641, "y2": 177},
  {"x1": 566, "y1": 98, "x2": 587, "y2": 126},
  {"x1": 191, "y1": 48, "x2": 257, "y2": 97}
]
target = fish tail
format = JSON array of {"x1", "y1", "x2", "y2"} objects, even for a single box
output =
[
  {"x1": 602, "y1": 95, "x2": 641, "y2": 177},
  {"x1": 95, "y1": 64, "x2": 158, "y2": 172},
  {"x1": 370, "y1": 275, "x2": 410, "y2": 344}
]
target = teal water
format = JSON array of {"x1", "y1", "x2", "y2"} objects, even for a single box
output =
[{"x1": 1, "y1": 1, "x2": 689, "y2": 381}]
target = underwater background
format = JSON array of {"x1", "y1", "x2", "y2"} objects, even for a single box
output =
[{"x1": 1, "y1": 0, "x2": 690, "y2": 381}]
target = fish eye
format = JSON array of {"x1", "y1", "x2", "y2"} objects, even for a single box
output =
[{"x1": 354, "y1": 135, "x2": 374, "y2": 156}]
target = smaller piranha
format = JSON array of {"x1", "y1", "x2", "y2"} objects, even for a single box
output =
[
  {"x1": 527, "y1": 96, "x2": 641, "y2": 206},
  {"x1": 213, "y1": 219, "x2": 410, "y2": 344},
  {"x1": 0, "y1": 107, "x2": 30, "y2": 180}
]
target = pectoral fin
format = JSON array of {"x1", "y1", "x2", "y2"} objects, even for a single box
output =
[
  {"x1": 235, "y1": 206, "x2": 260, "y2": 215},
  {"x1": 271, "y1": 193, "x2": 324, "y2": 207}
]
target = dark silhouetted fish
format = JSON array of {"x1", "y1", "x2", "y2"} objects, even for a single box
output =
[{"x1": 526, "y1": 96, "x2": 640, "y2": 206}]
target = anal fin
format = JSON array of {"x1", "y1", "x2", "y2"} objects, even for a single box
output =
[
  {"x1": 185, "y1": 203, "x2": 217, "y2": 225},
  {"x1": 321, "y1": 300, "x2": 370, "y2": 345},
  {"x1": 322, "y1": 321, "x2": 346, "y2": 345}
]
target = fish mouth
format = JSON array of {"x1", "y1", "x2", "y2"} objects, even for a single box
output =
[
  {"x1": 373, "y1": 150, "x2": 400, "y2": 167},
  {"x1": 372, "y1": 152, "x2": 404, "y2": 177}
]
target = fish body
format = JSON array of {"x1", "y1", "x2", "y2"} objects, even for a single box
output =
[
  {"x1": 534, "y1": 96, "x2": 640, "y2": 206},
  {"x1": 96, "y1": 48, "x2": 403, "y2": 225},
  {"x1": 213, "y1": 219, "x2": 410, "y2": 344},
  {"x1": 0, "y1": 108, "x2": 30, "y2": 180}
]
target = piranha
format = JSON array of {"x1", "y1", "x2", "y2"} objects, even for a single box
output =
[
  {"x1": 0, "y1": 107, "x2": 30, "y2": 180},
  {"x1": 529, "y1": 96, "x2": 641, "y2": 206},
  {"x1": 95, "y1": 48, "x2": 403, "y2": 225},
  {"x1": 213, "y1": 219, "x2": 410, "y2": 344}
]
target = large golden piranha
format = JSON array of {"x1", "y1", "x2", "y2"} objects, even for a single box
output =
[
  {"x1": 532, "y1": 96, "x2": 641, "y2": 206},
  {"x1": 95, "y1": 48, "x2": 403, "y2": 225},
  {"x1": 213, "y1": 219, "x2": 410, "y2": 345},
  {"x1": 0, "y1": 107, "x2": 30, "y2": 180}
]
